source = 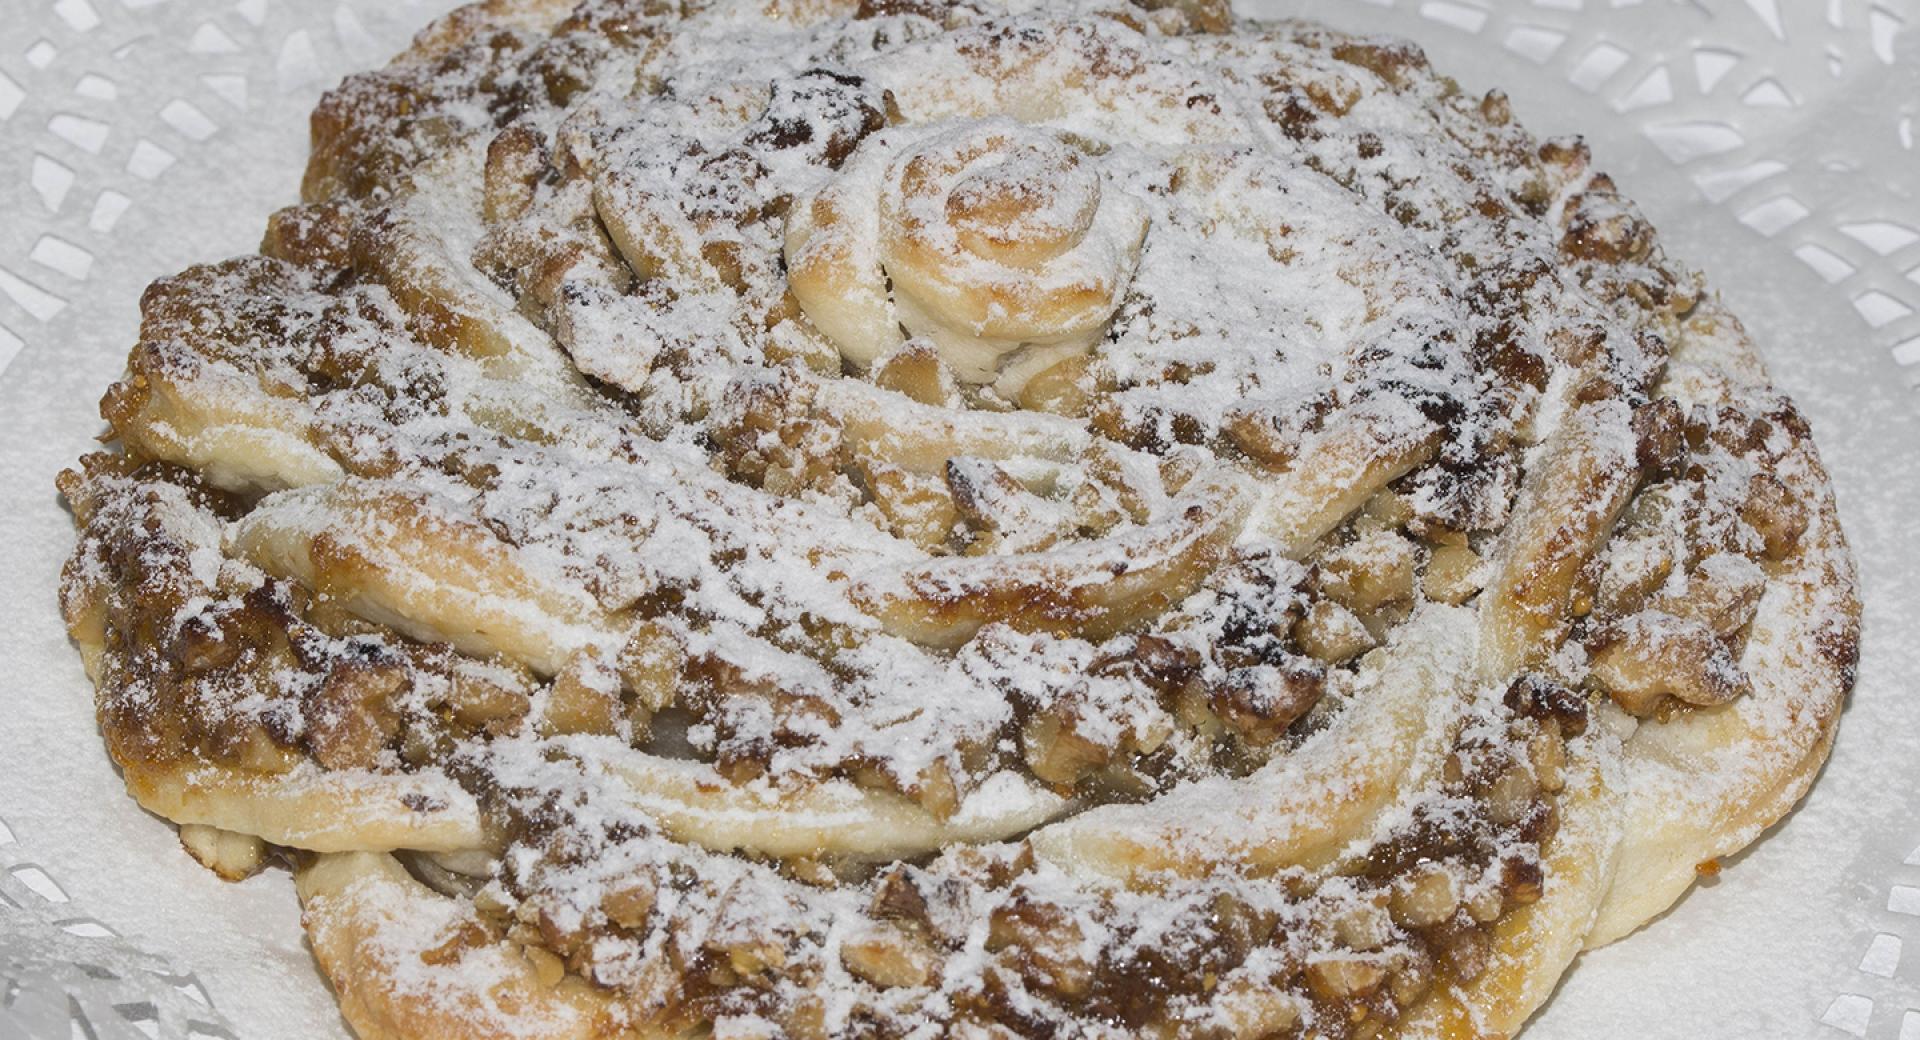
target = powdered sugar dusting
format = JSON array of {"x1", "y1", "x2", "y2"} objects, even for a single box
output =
[{"x1": 50, "y1": 0, "x2": 1860, "y2": 1036}]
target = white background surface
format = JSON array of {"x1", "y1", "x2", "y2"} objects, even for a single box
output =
[{"x1": 1, "y1": 1, "x2": 1915, "y2": 1037}]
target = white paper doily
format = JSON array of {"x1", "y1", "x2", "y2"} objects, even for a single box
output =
[{"x1": 1, "y1": 2, "x2": 1915, "y2": 1038}]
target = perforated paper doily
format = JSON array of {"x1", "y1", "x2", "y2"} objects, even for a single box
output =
[{"x1": 1, "y1": 2, "x2": 1916, "y2": 1038}]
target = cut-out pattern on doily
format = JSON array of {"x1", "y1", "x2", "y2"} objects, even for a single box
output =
[
  {"x1": 1370, "y1": 0, "x2": 1920, "y2": 394},
  {"x1": 0, "y1": 6, "x2": 456, "y2": 1035},
  {"x1": 0, "y1": 814, "x2": 235, "y2": 1039},
  {"x1": 0, "y1": 0, "x2": 443, "y2": 389},
  {"x1": 0, "y1": 1, "x2": 1914, "y2": 1038}
]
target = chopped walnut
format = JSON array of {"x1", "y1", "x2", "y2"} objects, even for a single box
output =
[
  {"x1": 1389, "y1": 864, "x2": 1461, "y2": 929},
  {"x1": 1018, "y1": 354, "x2": 1095, "y2": 417},
  {"x1": 1330, "y1": 893, "x2": 1395, "y2": 951},
  {"x1": 1631, "y1": 398, "x2": 1688, "y2": 477},
  {"x1": 1464, "y1": 883, "x2": 1505, "y2": 925},
  {"x1": 1330, "y1": 38, "x2": 1431, "y2": 89},
  {"x1": 1315, "y1": 530, "x2": 1418, "y2": 616},
  {"x1": 261, "y1": 199, "x2": 359, "y2": 278},
  {"x1": 855, "y1": 459, "x2": 959, "y2": 551},
  {"x1": 1131, "y1": 0, "x2": 1234, "y2": 34},
  {"x1": 874, "y1": 342, "x2": 961, "y2": 408},
  {"x1": 1305, "y1": 955, "x2": 1386, "y2": 1000},
  {"x1": 522, "y1": 944, "x2": 567, "y2": 988},
  {"x1": 1020, "y1": 711, "x2": 1113, "y2": 791},
  {"x1": 1562, "y1": 186, "x2": 1654, "y2": 265},
  {"x1": 1294, "y1": 599, "x2": 1377, "y2": 664},
  {"x1": 1213, "y1": 976, "x2": 1301, "y2": 1039},
  {"x1": 1356, "y1": 489, "x2": 1416, "y2": 533},
  {"x1": 988, "y1": 896, "x2": 1094, "y2": 999},
  {"x1": 1503, "y1": 858, "x2": 1545, "y2": 906},
  {"x1": 1421, "y1": 542, "x2": 1483, "y2": 606},
  {"x1": 906, "y1": 759, "x2": 964, "y2": 821},
  {"x1": 304, "y1": 647, "x2": 408, "y2": 771},
  {"x1": 849, "y1": 887, "x2": 935, "y2": 968},
  {"x1": 539, "y1": 652, "x2": 623, "y2": 737},
  {"x1": 1527, "y1": 729, "x2": 1567, "y2": 794},
  {"x1": 1501, "y1": 674, "x2": 1589, "y2": 737},
  {"x1": 1206, "y1": 661, "x2": 1325, "y2": 746},
  {"x1": 601, "y1": 879, "x2": 657, "y2": 931},
  {"x1": 1481, "y1": 764, "x2": 1540, "y2": 826},
  {"x1": 1595, "y1": 528, "x2": 1678, "y2": 617},
  {"x1": 1743, "y1": 472, "x2": 1809, "y2": 562},
  {"x1": 841, "y1": 923, "x2": 938, "y2": 989},
  {"x1": 444, "y1": 658, "x2": 532, "y2": 732},
  {"x1": 685, "y1": 654, "x2": 845, "y2": 783},
  {"x1": 420, "y1": 918, "x2": 497, "y2": 968},
  {"x1": 1590, "y1": 612, "x2": 1752, "y2": 716},
  {"x1": 746, "y1": 69, "x2": 887, "y2": 170},
  {"x1": 1479, "y1": 89, "x2": 1513, "y2": 126},
  {"x1": 711, "y1": 924, "x2": 790, "y2": 979},
  {"x1": 711, "y1": 372, "x2": 844, "y2": 497},
  {"x1": 618, "y1": 621, "x2": 685, "y2": 729},
  {"x1": 1648, "y1": 553, "x2": 1765, "y2": 638}
]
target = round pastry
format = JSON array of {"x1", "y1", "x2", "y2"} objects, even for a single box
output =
[{"x1": 57, "y1": 0, "x2": 1860, "y2": 1037}]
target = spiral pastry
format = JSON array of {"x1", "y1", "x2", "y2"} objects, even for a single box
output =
[
  {"x1": 58, "y1": 1, "x2": 1857, "y2": 1038},
  {"x1": 789, "y1": 117, "x2": 1149, "y2": 393}
]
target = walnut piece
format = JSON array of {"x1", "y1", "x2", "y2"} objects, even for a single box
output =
[{"x1": 1590, "y1": 612, "x2": 1752, "y2": 716}]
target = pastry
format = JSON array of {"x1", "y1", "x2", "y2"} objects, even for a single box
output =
[{"x1": 57, "y1": 1, "x2": 1860, "y2": 1036}]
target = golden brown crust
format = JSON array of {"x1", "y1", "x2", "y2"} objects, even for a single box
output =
[
  {"x1": 297, "y1": 853, "x2": 646, "y2": 1040},
  {"x1": 1392, "y1": 303, "x2": 1860, "y2": 1039},
  {"x1": 120, "y1": 761, "x2": 487, "y2": 854},
  {"x1": 1579, "y1": 305, "x2": 1859, "y2": 950}
]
